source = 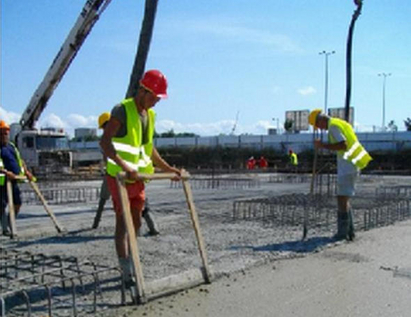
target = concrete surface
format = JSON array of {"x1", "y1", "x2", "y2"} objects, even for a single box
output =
[
  {"x1": 2, "y1": 173, "x2": 410, "y2": 316},
  {"x1": 125, "y1": 219, "x2": 411, "y2": 317}
]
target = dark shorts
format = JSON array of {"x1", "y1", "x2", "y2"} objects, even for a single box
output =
[{"x1": 1, "y1": 182, "x2": 22, "y2": 210}]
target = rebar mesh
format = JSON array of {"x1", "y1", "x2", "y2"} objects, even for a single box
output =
[
  {"x1": 20, "y1": 187, "x2": 101, "y2": 205},
  {"x1": 170, "y1": 177, "x2": 260, "y2": 190},
  {"x1": 232, "y1": 191, "x2": 411, "y2": 233},
  {"x1": 0, "y1": 248, "x2": 125, "y2": 317}
]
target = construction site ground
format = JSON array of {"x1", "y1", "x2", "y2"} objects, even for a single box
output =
[{"x1": 1, "y1": 172, "x2": 410, "y2": 316}]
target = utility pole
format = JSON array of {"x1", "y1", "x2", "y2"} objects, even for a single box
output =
[
  {"x1": 319, "y1": 50, "x2": 335, "y2": 114},
  {"x1": 378, "y1": 73, "x2": 391, "y2": 131},
  {"x1": 344, "y1": 0, "x2": 363, "y2": 122},
  {"x1": 126, "y1": 0, "x2": 159, "y2": 98}
]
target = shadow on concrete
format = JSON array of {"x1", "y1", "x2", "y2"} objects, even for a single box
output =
[
  {"x1": 17, "y1": 231, "x2": 113, "y2": 247},
  {"x1": 230, "y1": 236, "x2": 335, "y2": 254}
]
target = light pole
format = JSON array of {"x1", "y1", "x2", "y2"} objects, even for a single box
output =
[
  {"x1": 319, "y1": 50, "x2": 335, "y2": 114},
  {"x1": 378, "y1": 73, "x2": 391, "y2": 131},
  {"x1": 272, "y1": 117, "x2": 280, "y2": 133}
]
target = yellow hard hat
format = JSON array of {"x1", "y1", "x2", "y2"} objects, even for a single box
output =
[
  {"x1": 308, "y1": 109, "x2": 322, "y2": 127},
  {"x1": 98, "y1": 112, "x2": 110, "y2": 129}
]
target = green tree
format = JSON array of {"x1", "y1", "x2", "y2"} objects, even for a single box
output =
[
  {"x1": 387, "y1": 120, "x2": 398, "y2": 132},
  {"x1": 284, "y1": 119, "x2": 294, "y2": 132},
  {"x1": 404, "y1": 118, "x2": 411, "y2": 131}
]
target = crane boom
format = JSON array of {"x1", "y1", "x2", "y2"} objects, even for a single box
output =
[{"x1": 20, "y1": 0, "x2": 112, "y2": 129}]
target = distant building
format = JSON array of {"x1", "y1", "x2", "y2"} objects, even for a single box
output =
[
  {"x1": 75, "y1": 128, "x2": 97, "y2": 140},
  {"x1": 267, "y1": 128, "x2": 277, "y2": 135}
]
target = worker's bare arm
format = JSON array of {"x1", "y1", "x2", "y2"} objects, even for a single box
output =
[
  {"x1": 314, "y1": 140, "x2": 347, "y2": 151},
  {"x1": 152, "y1": 147, "x2": 181, "y2": 180}
]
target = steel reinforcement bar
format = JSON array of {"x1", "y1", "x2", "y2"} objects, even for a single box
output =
[
  {"x1": 170, "y1": 177, "x2": 260, "y2": 190},
  {"x1": 0, "y1": 248, "x2": 126, "y2": 317},
  {"x1": 232, "y1": 194, "x2": 411, "y2": 233},
  {"x1": 20, "y1": 187, "x2": 101, "y2": 205}
]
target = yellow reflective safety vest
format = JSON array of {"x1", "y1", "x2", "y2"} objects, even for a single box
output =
[
  {"x1": 328, "y1": 118, "x2": 372, "y2": 170},
  {"x1": 0, "y1": 158, "x2": 5, "y2": 186},
  {"x1": 0, "y1": 142, "x2": 24, "y2": 185},
  {"x1": 290, "y1": 153, "x2": 298, "y2": 166},
  {"x1": 106, "y1": 98, "x2": 155, "y2": 181}
]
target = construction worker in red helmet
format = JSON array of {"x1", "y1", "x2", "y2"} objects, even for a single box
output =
[
  {"x1": 100, "y1": 70, "x2": 181, "y2": 287},
  {"x1": 1, "y1": 120, "x2": 35, "y2": 236},
  {"x1": 308, "y1": 109, "x2": 372, "y2": 241},
  {"x1": 93, "y1": 112, "x2": 160, "y2": 236}
]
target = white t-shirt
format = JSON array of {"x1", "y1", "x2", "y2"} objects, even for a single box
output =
[{"x1": 328, "y1": 125, "x2": 359, "y2": 177}]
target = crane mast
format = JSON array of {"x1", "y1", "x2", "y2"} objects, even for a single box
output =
[{"x1": 20, "y1": 0, "x2": 112, "y2": 129}]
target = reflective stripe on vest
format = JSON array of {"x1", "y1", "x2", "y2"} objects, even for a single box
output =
[
  {"x1": 328, "y1": 118, "x2": 372, "y2": 170},
  {"x1": 0, "y1": 158, "x2": 5, "y2": 185},
  {"x1": 106, "y1": 98, "x2": 155, "y2": 180},
  {"x1": 9, "y1": 142, "x2": 24, "y2": 176}
]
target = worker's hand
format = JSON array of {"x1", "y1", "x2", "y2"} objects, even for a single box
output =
[
  {"x1": 5, "y1": 171, "x2": 16, "y2": 181},
  {"x1": 25, "y1": 170, "x2": 34, "y2": 182},
  {"x1": 169, "y1": 167, "x2": 182, "y2": 181},
  {"x1": 125, "y1": 170, "x2": 140, "y2": 181},
  {"x1": 314, "y1": 140, "x2": 324, "y2": 149}
]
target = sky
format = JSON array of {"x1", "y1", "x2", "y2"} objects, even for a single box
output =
[{"x1": 1, "y1": 0, "x2": 410, "y2": 137}]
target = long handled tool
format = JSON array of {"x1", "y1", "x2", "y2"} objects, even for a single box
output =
[
  {"x1": 29, "y1": 181, "x2": 65, "y2": 233},
  {"x1": 303, "y1": 130, "x2": 319, "y2": 240},
  {"x1": 181, "y1": 179, "x2": 212, "y2": 283},
  {"x1": 116, "y1": 171, "x2": 211, "y2": 303},
  {"x1": 116, "y1": 175, "x2": 147, "y2": 304},
  {"x1": 6, "y1": 181, "x2": 17, "y2": 238}
]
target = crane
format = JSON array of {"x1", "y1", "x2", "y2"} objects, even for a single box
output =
[
  {"x1": 11, "y1": 0, "x2": 112, "y2": 174},
  {"x1": 230, "y1": 111, "x2": 240, "y2": 135}
]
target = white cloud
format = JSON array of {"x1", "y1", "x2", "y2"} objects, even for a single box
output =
[
  {"x1": 0, "y1": 107, "x2": 21, "y2": 124},
  {"x1": 0, "y1": 107, "x2": 279, "y2": 137},
  {"x1": 166, "y1": 17, "x2": 302, "y2": 53},
  {"x1": 298, "y1": 86, "x2": 316, "y2": 96},
  {"x1": 39, "y1": 114, "x2": 66, "y2": 129},
  {"x1": 156, "y1": 119, "x2": 275, "y2": 136},
  {"x1": 67, "y1": 114, "x2": 97, "y2": 128}
]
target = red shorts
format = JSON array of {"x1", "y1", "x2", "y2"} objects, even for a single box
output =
[{"x1": 106, "y1": 175, "x2": 145, "y2": 215}]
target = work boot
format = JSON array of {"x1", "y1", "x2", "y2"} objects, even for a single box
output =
[
  {"x1": 333, "y1": 213, "x2": 349, "y2": 241},
  {"x1": 118, "y1": 257, "x2": 133, "y2": 286},
  {"x1": 347, "y1": 209, "x2": 355, "y2": 241},
  {"x1": 142, "y1": 206, "x2": 159, "y2": 236},
  {"x1": 1, "y1": 211, "x2": 10, "y2": 236}
]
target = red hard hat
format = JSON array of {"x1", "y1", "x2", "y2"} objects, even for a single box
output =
[{"x1": 140, "y1": 70, "x2": 168, "y2": 98}]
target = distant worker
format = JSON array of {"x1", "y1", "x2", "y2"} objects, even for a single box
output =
[
  {"x1": 308, "y1": 109, "x2": 372, "y2": 240},
  {"x1": 289, "y1": 149, "x2": 298, "y2": 173},
  {"x1": 0, "y1": 120, "x2": 35, "y2": 236},
  {"x1": 92, "y1": 112, "x2": 113, "y2": 229},
  {"x1": 246, "y1": 156, "x2": 256, "y2": 170},
  {"x1": 92, "y1": 112, "x2": 160, "y2": 236},
  {"x1": 258, "y1": 156, "x2": 268, "y2": 169},
  {"x1": 100, "y1": 70, "x2": 181, "y2": 285}
]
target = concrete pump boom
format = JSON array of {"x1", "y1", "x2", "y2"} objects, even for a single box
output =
[{"x1": 20, "y1": 0, "x2": 112, "y2": 129}]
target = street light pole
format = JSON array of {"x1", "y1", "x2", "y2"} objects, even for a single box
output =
[
  {"x1": 319, "y1": 50, "x2": 335, "y2": 114},
  {"x1": 378, "y1": 72, "x2": 391, "y2": 131}
]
